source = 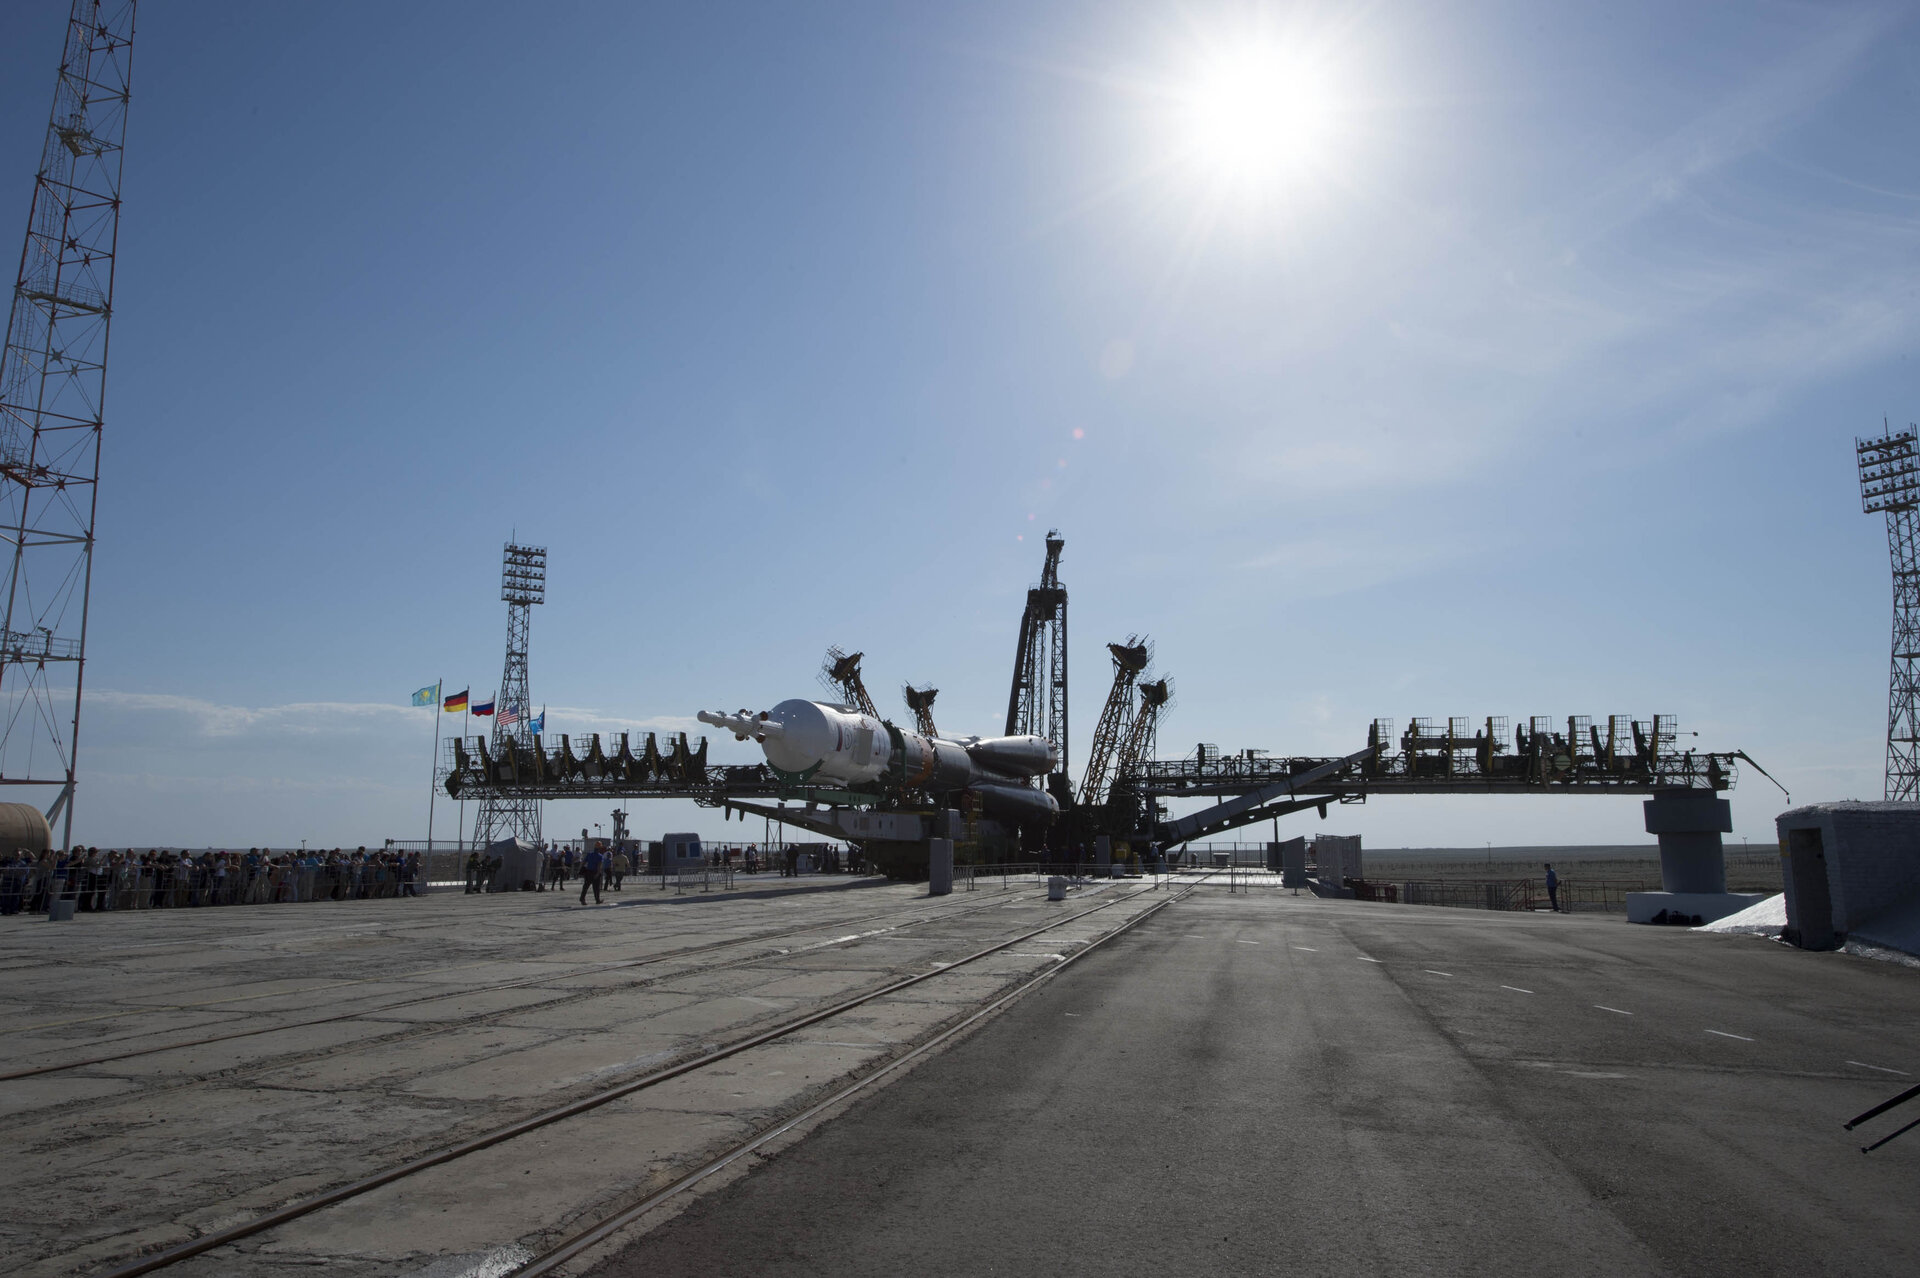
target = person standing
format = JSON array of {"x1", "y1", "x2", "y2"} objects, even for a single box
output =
[
  {"x1": 1544, "y1": 863, "x2": 1561, "y2": 913},
  {"x1": 579, "y1": 841, "x2": 606, "y2": 905},
  {"x1": 611, "y1": 846, "x2": 629, "y2": 892}
]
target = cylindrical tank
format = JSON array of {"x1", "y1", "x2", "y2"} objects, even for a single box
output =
[
  {"x1": 960, "y1": 735, "x2": 1057, "y2": 777},
  {"x1": 759, "y1": 699, "x2": 891, "y2": 785},
  {"x1": 894, "y1": 730, "x2": 975, "y2": 791},
  {"x1": 971, "y1": 782, "x2": 1060, "y2": 821},
  {"x1": 0, "y1": 802, "x2": 52, "y2": 855}
]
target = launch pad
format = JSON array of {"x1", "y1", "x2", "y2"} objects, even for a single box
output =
[{"x1": 442, "y1": 531, "x2": 1771, "y2": 907}]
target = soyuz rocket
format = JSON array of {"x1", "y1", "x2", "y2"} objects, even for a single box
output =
[{"x1": 696, "y1": 700, "x2": 1059, "y2": 822}]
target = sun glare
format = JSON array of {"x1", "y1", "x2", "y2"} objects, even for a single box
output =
[{"x1": 1180, "y1": 46, "x2": 1336, "y2": 191}]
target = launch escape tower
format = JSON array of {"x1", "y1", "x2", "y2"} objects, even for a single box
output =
[
  {"x1": 471, "y1": 542, "x2": 546, "y2": 848},
  {"x1": 1858, "y1": 427, "x2": 1920, "y2": 799},
  {"x1": 1006, "y1": 530, "x2": 1069, "y2": 799},
  {"x1": 0, "y1": 1, "x2": 137, "y2": 843}
]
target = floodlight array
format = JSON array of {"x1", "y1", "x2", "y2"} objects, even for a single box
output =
[{"x1": 1858, "y1": 429, "x2": 1920, "y2": 514}]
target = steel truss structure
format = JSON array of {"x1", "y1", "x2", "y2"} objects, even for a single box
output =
[
  {"x1": 1120, "y1": 713, "x2": 1743, "y2": 844},
  {"x1": 469, "y1": 542, "x2": 545, "y2": 848},
  {"x1": 821, "y1": 647, "x2": 879, "y2": 719},
  {"x1": 902, "y1": 682, "x2": 938, "y2": 738},
  {"x1": 1079, "y1": 637, "x2": 1150, "y2": 808},
  {"x1": 0, "y1": 0, "x2": 138, "y2": 843},
  {"x1": 1858, "y1": 428, "x2": 1920, "y2": 800},
  {"x1": 1005, "y1": 530, "x2": 1068, "y2": 797}
]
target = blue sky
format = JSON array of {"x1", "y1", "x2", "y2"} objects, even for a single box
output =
[{"x1": 1, "y1": 1, "x2": 1915, "y2": 849}]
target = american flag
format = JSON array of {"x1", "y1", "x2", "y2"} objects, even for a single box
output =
[{"x1": 498, "y1": 702, "x2": 521, "y2": 729}]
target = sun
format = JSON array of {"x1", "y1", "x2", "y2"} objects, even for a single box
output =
[{"x1": 1178, "y1": 45, "x2": 1337, "y2": 191}]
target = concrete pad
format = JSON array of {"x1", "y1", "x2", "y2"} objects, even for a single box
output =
[
  {"x1": 0, "y1": 1072, "x2": 139, "y2": 1117},
  {"x1": 243, "y1": 1107, "x2": 757, "y2": 1263},
  {"x1": 254, "y1": 1025, "x2": 558, "y2": 1091},
  {"x1": 640, "y1": 1041, "x2": 894, "y2": 1114},
  {"x1": 352, "y1": 985, "x2": 575, "y2": 1024},
  {"x1": 496, "y1": 989, "x2": 702, "y2": 1032},
  {"x1": 0, "y1": 1008, "x2": 252, "y2": 1059},
  {"x1": 84, "y1": 1017, "x2": 405, "y2": 1078}
]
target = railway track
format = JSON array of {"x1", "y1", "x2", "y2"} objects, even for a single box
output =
[
  {"x1": 90, "y1": 876, "x2": 1197, "y2": 1277},
  {"x1": 1, "y1": 882, "x2": 1041, "y2": 1084}
]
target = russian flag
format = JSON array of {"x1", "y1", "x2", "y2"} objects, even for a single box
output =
[{"x1": 471, "y1": 698, "x2": 495, "y2": 716}]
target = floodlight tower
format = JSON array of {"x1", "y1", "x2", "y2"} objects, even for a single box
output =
[
  {"x1": 1858, "y1": 427, "x2": 1920, "y2": 799},
  {"x1": 0, "y1": 2, "x2": 138, "y2": 845},
  {"x1": 471, "y1": 542, "x2": 545, "y2": 847}
]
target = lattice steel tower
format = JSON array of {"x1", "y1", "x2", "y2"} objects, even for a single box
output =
[
  {"x1": 0, "y1": 1, "x2": 137, "y2": 843},
  {"x1": 1858, "y1": 427, "x2": 1920, "y2": 799},
  {"x1": 1005, "y1": 530, "x2": 1068, "y2": 788},
  {"x1": 471, "y1": 542, "x2": 545, "y2": 847}
]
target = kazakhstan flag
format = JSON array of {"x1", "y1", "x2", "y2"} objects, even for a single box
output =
[{"x1": 411, "y1": 682, "x2": 441, "y2": 707}]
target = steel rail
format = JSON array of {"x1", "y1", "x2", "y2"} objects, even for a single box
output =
[
  {"x1": 510, "y1": 874, "x2": 1203, "y2": 1276},
  {"x1": 91, "y1": 880, "x2": 1158, "y2": 1278},
  {"x1": 2, "y1": 884, "x2": 1031, "y2": 1082}
]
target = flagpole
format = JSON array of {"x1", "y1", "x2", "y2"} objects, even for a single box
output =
[
  {"x1": 425, "y1": 678, "x2": 442, "y2": 852},
  {"x1": 458, "y1": 700, "x2": 470, "y2": 849}
]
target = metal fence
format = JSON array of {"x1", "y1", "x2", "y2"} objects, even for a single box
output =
[{"x1": 1391, "y1": 877, "x2": 1658, "y2": 913}]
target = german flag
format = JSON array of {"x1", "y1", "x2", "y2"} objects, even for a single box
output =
[{"x1": 444, "y1": 689, "x2": 469, "y2": 713}]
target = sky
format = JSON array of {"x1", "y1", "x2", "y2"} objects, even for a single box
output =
[{"x1": 1, "y1": 0, "x2": 1916, "y2": 850}]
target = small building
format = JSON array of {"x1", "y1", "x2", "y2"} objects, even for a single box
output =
[{"x1": 1775, "y1": 801, "x2": 1920, "y2": 952}]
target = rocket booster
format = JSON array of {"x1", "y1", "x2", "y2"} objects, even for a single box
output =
[{"x1": 696, "y1": 699, "x2": 1059, "y2": 820}]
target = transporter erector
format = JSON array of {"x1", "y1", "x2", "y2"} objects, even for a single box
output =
[{"x1": 696, "y1": 699, "x2": 1059, "y2": 824}]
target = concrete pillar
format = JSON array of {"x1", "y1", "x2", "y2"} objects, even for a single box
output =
[
  {"x1": 927, "y1": 838, "x2": 953, "y2": 897},
  {"x1": 1644, "y1": 789, "x2": 1732, "y2": 893},
  {"x1": 1094, "y1": 835, "x2": 1112, "y2": 874}
]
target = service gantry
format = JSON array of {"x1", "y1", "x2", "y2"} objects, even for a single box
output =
[{"x1": 1005, "y1": 530, "x2": 1068, "y2": 797}]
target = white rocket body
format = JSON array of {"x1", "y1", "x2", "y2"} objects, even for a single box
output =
[{"x1": 696, "y1": 699, "x2": 1059, "y2": 819}]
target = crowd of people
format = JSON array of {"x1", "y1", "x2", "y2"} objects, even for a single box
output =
[
  {"x1": 0, "y1": 837, "x2": 873, "y2": 919},
  {"x1": 0, "y1": 847, "x2": 423, "y2": 915}
]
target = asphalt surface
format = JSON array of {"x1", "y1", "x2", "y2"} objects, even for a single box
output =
[{"x1": 588, "y1": 888, "x2": 1920, "y2": 1278}]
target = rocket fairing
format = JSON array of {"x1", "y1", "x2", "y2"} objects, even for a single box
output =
[{"x1": 696, "y1": 699, "x2": 1059, "y2": 819}]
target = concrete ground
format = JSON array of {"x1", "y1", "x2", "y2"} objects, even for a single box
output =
[
  {"x1": 4, "y1": 877, "x2": 1916, "y2": 1277},
  {"x1": 0, "y1": 873, "x2": 1163, "y2": 1277},
  {"x1": 586, "y1": 889, "x2": 1920, "y2": 1278}
]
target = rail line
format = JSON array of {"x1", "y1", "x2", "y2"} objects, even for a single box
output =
[
  {"x1": 93, "y1": 878, "x2": 1193, "y2": 1277},
  {"x1": 511, "y1": 873, "x2": 1201, "y2": 1276},
  {"x1": 2, "y1": 882, "x2": 1041, "y2": 1083}
]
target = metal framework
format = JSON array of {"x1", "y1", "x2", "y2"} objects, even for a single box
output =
[
  {"x1": 470, "y1": 542, "x2": 545, "y2": 847},
  {"x1": 903, "y1": 682, "x2": 938, "y2": 738},
  {"x1": 1128, "y1": 713, "x2": 1744, "y2": 844},
  {"x1": 821, "y1": 646, "x2": 879, "y2": 719},
  {"x1": 1005, "y1": 530, "x2": 1068, "y2": 790},
  {"x1": 1079, "y1": 637, "x2": 1150, "y2": 807},
  {"x1": 1858, "y1": 427, "x2": 1920, "y2": 799},
  {"x1": 0, "y1": 0, "x2": 137, "y2": 843},
  {"x1": 1116, "y1": 676, "x2": 1172, "y2": 781}
]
